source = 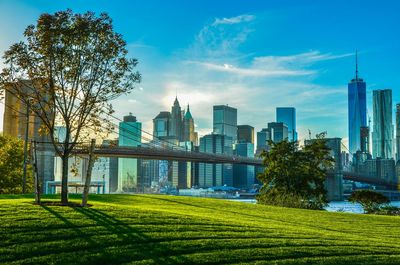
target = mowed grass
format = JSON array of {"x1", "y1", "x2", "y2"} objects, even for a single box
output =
[{"x1": 1, "y1": 195, "x2": 400, "y2": 265}]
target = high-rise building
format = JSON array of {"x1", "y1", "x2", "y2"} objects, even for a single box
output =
[
  {"x1": 213, "y1": 105, "x2": 237, "y2": 142},
  {"x1": 348, "y1": 52, "x2": 367, "y2": 155},
  {"x1": 256, "y1": 128, "x2": 270, "y2": 155},
  {"x1": 234, "y1": 142, "x2": 255, "y2": 188},
  {"x1": 198, "y1": 134, "x2": 233, "y2": 187},
  {"x1": 183, "y1": 105, "x2": 198, "y2": 145},
  {"x1": 267, "y1": 122, "x2": 288, "y2": 143},
  {"x1": 372, "y1": 89, "x2": 393, "y2": 159},
  {"x1": 237, "y1": 125, "x2": 254, "y2": 144},
  {"x1": 169, "y1": 97, "x2": 183, "y2": 140},
  {"x1": 305, "y1": 138, "x2": 343, "y2": 201},
  {"x1": 3, "y1": 83, "x2": 54, "y2": 192},
  {"x1": 153, "y1": 111, "x2": 171, "y2": 138},
  {"x1": 396, "y1": 104, "x2": 400, "y2": 162},
  {"x1": 118, "y1": 114, "x2": 142, "y2": 192},
  {"x1": 276, "y1": 107, "x2": 297, "y2": 142}
]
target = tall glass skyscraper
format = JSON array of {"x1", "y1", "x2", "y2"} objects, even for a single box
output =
[
  {"x1": 348, "y1": 53, "x2": 367, "y2": 155},
  {"x1": 276, "y1": 107, "x2": 297, "y2": 142},
  {"x1": 372, "y1": 89, "x2": 393, "y2": 159},
  {"x1": 118, "y1": 114, "x2": 142, "y2": 192},
  {"x1": 213, "y1": 105, "x2": 238, "y2": 142},
  {"x1": 396, "y1": 104, "x2": 400, "y2": 162}
]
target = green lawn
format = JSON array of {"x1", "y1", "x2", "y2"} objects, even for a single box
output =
[{"x1": 1, "y1": 194, "x2": 400, "y2": 265}]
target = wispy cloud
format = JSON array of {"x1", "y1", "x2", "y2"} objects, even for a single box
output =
[{"x1": 212, "y1": 14, "x2": 255, "y2": 26}]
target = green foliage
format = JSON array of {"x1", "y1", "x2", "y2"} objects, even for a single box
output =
[
  {"x1": 1, "y1": 194, "x2": 400, "y2": 264},
  {"x1": 348, "y1": 190, "x2": 390, "y2": 214},
  {"x1": 0, "y1": 135, "x2": 33, "y2": 194},
  {"x1": 257, "y1": 139, "x2": 334, "y2": 210},
  {"x1": 0, "y1": 9, "x2": 141, "y2": 204}
]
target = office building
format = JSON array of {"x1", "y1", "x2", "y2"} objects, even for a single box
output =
[
  {"x1": 276, "y1": 107, "x2": 297, "y2": 142},
  {"x1": 233, "y1": 142, "x2": 255, "y2": 188},
  {"x1": 372, "y1": 89, "x2": 393, "y2": 159},
  {"x1": 3, "y1": 82, "x2": 54, "y2": 192},
  {"x1": 183, "y1": 105, "x2": 198, "y2": 145},
  {"x1": 396, "y1": 104, "x2": 400, "y2": 162},
  {"x1": 118, "y1": 114, "x2": 142, "y2": 192},
  {"x1": 213, "y1": 105, "x2": 238, "y2": 142},
  {"x1": 256, "y1": 128, "x2": 270, "y2": 155},
  {"x1": 237, "y1": 125, "x2": 254, "y2": 144},
  {"x1": 305, "y1": 138, "x2": 343, "y2": 201},
  {"x1": 348, "y1": 52, "x2": 367, "y2": 155},
  {"x1": 199, "y1": 134, "x2": 233, "y2": 187}
]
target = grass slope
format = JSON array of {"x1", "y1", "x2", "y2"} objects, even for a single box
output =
[{"x1": 1, "y1": 194, "x2": 400, "y2": 265}]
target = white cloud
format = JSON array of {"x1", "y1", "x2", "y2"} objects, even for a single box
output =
[{"x1": 212, "y1": 14, "x2": 255, "y2": 26}]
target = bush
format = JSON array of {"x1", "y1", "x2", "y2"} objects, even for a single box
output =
[
  {"x1": 375, "y1": 206, "x2": 400, "y2": 216},
  {"x1": 348, "y1": 190, "x2": 389, "y2": 214}
]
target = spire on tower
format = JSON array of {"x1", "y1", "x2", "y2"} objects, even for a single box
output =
[{"x1": 355, "y1": 49, "x2": 358, "y2": 80}]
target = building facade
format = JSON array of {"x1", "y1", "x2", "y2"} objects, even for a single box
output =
[
  {"x1": 213, "y1": 105, "x2": 238, "y2": 142},
  {"x1": 198, "y1": 134, "x2": 233, "y2": 187},
  {"x1": 237, "y1": 125, "x2": 254, "y2": 144},
  {"x1": 348, "y1": 54, "x2": 367, "y2": 155},
  {"x1": 396, "y1": 104, "x2": 400, "y2": 162},
  {"x1": 276, "y1": 107, "x2": 297, "y2": 142},
  {"x1": 118, "y1": 114, "x2": 142, "y2": 192},
  {"x1": 372, "y1": 89, "x2": 393, "y2": 159}
]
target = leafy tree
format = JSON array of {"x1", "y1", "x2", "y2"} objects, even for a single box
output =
[
  {"x1": 0, "y1": 10, "x2": 141, "y2": 205},
  {"x1": 257, "y1": 138, "x2": 334, "y2": 210},
  {"x1": 348, "y1": 190, "x2": 389, "y2": 213},
  {"x1": 0, "y1": 135, "x2": 33, "y2": 194}
]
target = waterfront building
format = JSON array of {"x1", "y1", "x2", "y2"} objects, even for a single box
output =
[
  {"x1": 348, "y1": 52, "x2": 367, "y2": 155},
  {"x1": 118, "y1": 114, "x2": 142, "y2": 192},
  {"x1": 305, "y1": 137, "x2": 343, "y2": 201},
  {"x1": 256, "y1": 128, "x2": 270, "y2": 155},
  {"x1": 372, "y1": 89, "x2": 393, "y2": 159},
  {"x1": 183, "y1": 105, "x2": 198, "y2": 145},
  {"x1": 276, "y1": 107, "x2": 297, "y2": 142},
  {"x1": 233, "y1": 142, "x2": 255, "y2": 188},
  {"x1": 267, "y1": 122, "x2": 288, "y2": 143},
  {"x1": 213, "y1": 105, "x2": 238, "y2": 142},
  {"x1": 153, "y1": 111, "x2": 171, "y2": 139},
  {"x1": 169, "y1": 97, "x2": 183, "y2": 140}
]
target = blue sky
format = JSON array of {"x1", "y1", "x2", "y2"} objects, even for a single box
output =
[{"x1": 1, "y1": 0, "x2": 400, "y2": 146}]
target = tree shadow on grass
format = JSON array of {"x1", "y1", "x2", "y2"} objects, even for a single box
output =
[{"x1": 72, "y1": 207, "x2": 189, "y2": 264}]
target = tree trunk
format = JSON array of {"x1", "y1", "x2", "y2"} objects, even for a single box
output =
[
  {"x1": 61, "y1": 153, "x2": 69, "y2": 205},
  {"x1": 32, "y1": 141, "x2": 41, "y2": 204},
  {"x1": 82, "y1": 139, "x2": 96, "y2": 207}
]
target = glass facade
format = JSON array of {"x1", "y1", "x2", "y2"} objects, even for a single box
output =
[
  {"x1": 237, "y1": 125, "x2": 254, "y2": 144},
  {"x1": 396, "y1": 104, "x2": 400, "y2": 162},
  {"x1": 233, "y1": 143, "x2": 255, "y2": 188},
  {"x1": 199, "y1": 134, "x2": 233, "y2": 187},
  {"x1": 213, "y1": 105, "x2": 238, "y2": 142},
  {"x1": 348, "y1": 77, "x2": 367, "y2": 155},
  {"x1": 276, "y1": 107, "x2": 297, "y2": 142},
  {"x1": 118, "y1": 114, "x2": 142, "y2": 192},
  {"x1": 372, "y1": 89, "x2": 393, "y2": 159}
]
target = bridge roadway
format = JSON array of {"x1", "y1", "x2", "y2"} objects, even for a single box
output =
[
  {"x1": 73, "y1": 145, "x2": 399, "y2": 188},
  {"x1": 73, "y1": 145, "x2": 264, "y2": 166}
]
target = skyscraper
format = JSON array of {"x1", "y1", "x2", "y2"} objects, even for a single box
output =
[
  {"x1": 348, "y1": 52, "x2": 367, "y2": 155},
  {"x1": 183, "y1": 105, "x2": 198, "y2": 145},
  {"x1": 213, "y1": 105, "x2": 238, "y2": 142},
  {"x1": 169, "y1": 97, "x2": 183, "y2": 140},
  {"x1": 267, "y1": 122, "x2": 288, "y2": 143},
  {"x1": 199, "y1": 134, "x2": 233, "y2": 187},
  {"x1": 118, "y1": 114, "x2": 142, "y2": 192},
  {"x1": 396, "y1": 104, "x2": 400, "y2": 162},
  {"x1": 276, "y1": 107, "x2": 297, "y2": 142},
  {"x1": 372, "y1": 89, "x2": 393, "y2": 159},
  {"x1": 237, "y1": 125, "x2": 254, "y2": 144}
]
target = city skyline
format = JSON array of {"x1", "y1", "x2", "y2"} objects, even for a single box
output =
[{"x1": 1, "y1": 1, "x2": 400, "y2": 147}]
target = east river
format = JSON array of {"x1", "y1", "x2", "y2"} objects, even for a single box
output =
[{"x1": 231, "y1": 199, "x2": 400, "y2": 213}]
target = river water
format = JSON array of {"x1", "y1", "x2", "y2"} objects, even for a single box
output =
[{"x1": 231, "y1": 199, "x2": 400, "y2": 214}]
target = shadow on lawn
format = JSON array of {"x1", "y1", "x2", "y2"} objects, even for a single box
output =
[{"x1": 42, "y1": 204, "x2": 188, "y2": 264}]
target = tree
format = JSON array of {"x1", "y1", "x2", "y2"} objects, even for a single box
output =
[
  {"x1": 0, "y1": 10, "x2": 141, "y2": 205},
  {"x1": 0, "y1": 135, "x2": 33, "y2": 194},
  {"x1": 257, "y1": 138, "x2": 334, "y2": 210},
  {"x1": 348, "y1": 190, "x2": 389, "y2": 214}
]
